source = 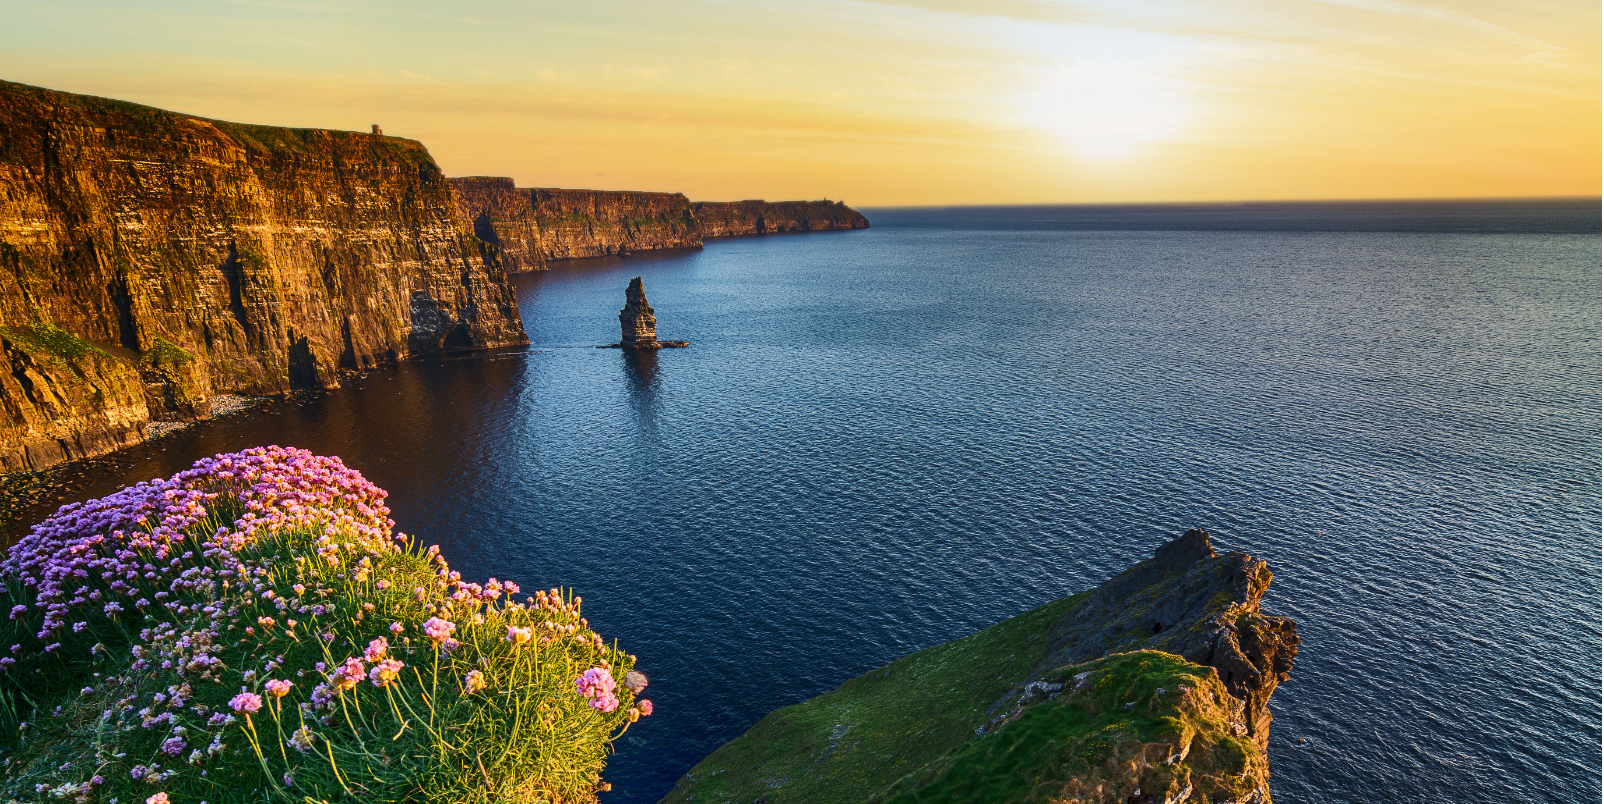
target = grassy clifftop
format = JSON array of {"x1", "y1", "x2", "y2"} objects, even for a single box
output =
[
  {"x1": 663, "y1": 531, "x2": 1296, "y2": 804},
  {"x1": 663, "y1": 594, "x2": 1086, "y2": 803}
]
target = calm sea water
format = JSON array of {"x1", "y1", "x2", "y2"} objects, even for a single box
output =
[{"x1": 13, "y1": 201, "x2": 1600, "y2": 803}]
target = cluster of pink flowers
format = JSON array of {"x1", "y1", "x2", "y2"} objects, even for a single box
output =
[
  {"x1": 0, "y1": 445, "x2": 654, "y2": 799},
  {"x1": 2, "y1": 446, "x2": 395, "y2": 659},
  {"x1": 575, "y1": 667, "x2": 619, "y2": 713}
]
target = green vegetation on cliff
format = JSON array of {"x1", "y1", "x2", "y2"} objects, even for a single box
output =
[
  {"x1": 664, "y1": 594, "x2": 1086, "y2": 803},
  {"x1": 878, "y1": 652, "x2": 1261, "y2": 804},
  {"x1": 3, "y1": 320, "x2": 112, "y2": 367},
  {"x1": 665, "y1": 532, "x2": 1296, "y2": 804}
]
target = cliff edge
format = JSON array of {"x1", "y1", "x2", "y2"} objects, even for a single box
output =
[
  {"x1": 450, "y1": 177, "x2": 870, "y2": 270},
  {"x1": 0, "y1": 81, "x2": 526, "y2": 470},
  {"x1": 661, "y1": 530, "x2": 1299, "y2": 804},
  {"x1": 691, "y1": 199, "x2": 870, "y2": 238}
]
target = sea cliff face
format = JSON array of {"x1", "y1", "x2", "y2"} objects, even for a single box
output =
[
  {"x1": 450, "y1": 177, "x2": 700, "y2": 266},
  {"x1": 450, "y1": 177, "x2": 869, "y2": 270},
  {"x1": 663, "y1": 530, "x2": 1298, "y2": 804},
  {"x1": 0, "y1": 80, "x2": 526, "y2": 470},
  {"x1": 691, "y1": 199, "x2": 870, "y2": 238}
]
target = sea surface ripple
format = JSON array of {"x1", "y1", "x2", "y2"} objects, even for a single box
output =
[{"x1": 18, "y1": 205, "x2": 1600, "y2": 803}]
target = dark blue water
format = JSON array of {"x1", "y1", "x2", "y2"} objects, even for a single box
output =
[{"x1": 15, "y1": 202, "x2": 1600, "y2": 803}]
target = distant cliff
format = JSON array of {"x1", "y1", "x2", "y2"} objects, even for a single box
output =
[
  {"x1": 691, "y1": 199, "x2": 870, "y2": 238},
  {"x1": 664, "y1": 529, "x2": 1299, "y2": 804},
  {"x1": 0, "y1": 81, "x2": 526, "y2": 470},
  {"x1": 450, "y1": 177, "x2": 869, "y2": 270}
]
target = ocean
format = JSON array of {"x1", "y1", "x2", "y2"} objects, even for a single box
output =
[{"x1": 13, "y1": 200, "x2": 1599, "y2": 803}]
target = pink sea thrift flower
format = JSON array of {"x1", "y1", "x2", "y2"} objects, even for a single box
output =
[
  {"x1": 330, "y1": 657, "x2": 365, "y2": 692},
  {"x1": 229, "y1": 692, "x2": 263, "y2": 713},
  {"x1": 389, "y1": 622, "x2": 404, "y2": 635},
  {"x1": 147, "y1": 794, "x2": 170, "y2": 804},
  {"x1": 264, "y1": 679, "x2": 293, "y2": 698},
  {"x1": 589, "y1": 690, "x2": 620, "y2": 713},
  {"x1": 638, "y1": 699, "x2": 653, "y2": 716},
  {"x1": 506, "y1": 626, "x2": 533, "y2": 646},
  {"x1": 576, "y1": 667, "x2": 617, "y2": 698},
  {"x1": 422, "y1": 617, "x2": 455, "y2": 644},
  {"x1": 364, "y1": 637, "x2": 388, "y2": 662},
  {"x1": 463, "y1": 669, "x2": 487, "y2": 694},
  {"x1": 368, "y1": 659, "x2": 404, "y2": 688}
]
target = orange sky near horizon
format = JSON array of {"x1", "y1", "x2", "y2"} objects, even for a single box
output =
[{"x1": 2, "y1": 0, "x2": 1597, "y2": 206}]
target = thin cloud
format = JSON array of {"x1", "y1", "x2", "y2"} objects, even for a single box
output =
[{"x1": 1304, "y1": 0, "x2": 1581, "y2": 63}]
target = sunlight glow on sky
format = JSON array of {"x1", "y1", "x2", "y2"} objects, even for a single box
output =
[{"x1": 1, "y1": 0, "x2": 1596, "y2": 204}]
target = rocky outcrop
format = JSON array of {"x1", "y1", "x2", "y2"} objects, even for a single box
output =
[
  {"x1": 604, "y1": 277, "x2": 686, "y2": 350},
  {"x1": 618, "y1": 277, "x2": 657, "y2": 346},
  {"x1": 449, "y1": 179, "x2": 870, "y2": 270},
  {"x1": 691, "y1": 199, "x2": 870, "y2": 238},
  {"x1": 0, "y1": 80, "x2": 527, "y2": 470},
  {"x1": 662, "y1": 529, "x2": 1296, "y2": 804},
  {"x1": 1019, "y1": 529, "x2": 1299, "y2": 752}
]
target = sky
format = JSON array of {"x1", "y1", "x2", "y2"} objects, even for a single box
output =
[{"x1": 1, "y1": 0, "x2": 1597, "y2": 205}]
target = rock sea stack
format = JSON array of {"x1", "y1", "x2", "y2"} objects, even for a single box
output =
[{"x1": 605, "y1": 278, "x2": 687, "y2": 350}]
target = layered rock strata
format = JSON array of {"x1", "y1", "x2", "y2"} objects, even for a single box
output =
[
  {"x1": 449, "y1": 178, "x2": 869, "y2": 270},
  {"x1": 450, "y1": 178, "x2": 700, "y2": 266},
  {"x1": 1017, "y1": 528, "x2": 1300, "y2": 752},
  {"x1": 690, "y1": 199, "x2": 870, "y2": 238},
  {"x1": 0, "y1": 80, "x2": 527, "y2": 470}
]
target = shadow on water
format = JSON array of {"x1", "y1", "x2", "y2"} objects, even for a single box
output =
[{"x1": 621, "y1": 349, "x2": 661, "y2": 438}]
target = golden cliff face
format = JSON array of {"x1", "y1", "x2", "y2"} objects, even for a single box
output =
[
  {"x1": 450, "y1": 177, "x2": 870, "y2": 272},
  {"x1": 690, "y1": 199, "x2": 870, "y2": 239},
  {"x1": 0, "y1": 81, "x2": 527, "y2": 469}
]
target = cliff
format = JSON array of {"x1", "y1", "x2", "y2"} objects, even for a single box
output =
[
  {"x1": 662, "y1": 530, "x2": 1299, "y2": 804},
  {"x1": 450, "y1": 177, "x2": 700, "y2": 265},
  {"x1": 0, "y1": 80, "x2": 527, "y2": 470},
  {"x1": 691, "y1": 199, "x2": 870, "y2": 238},
  {"x1": 450, "y1": 178, "x2": 870, "y2": 269}
]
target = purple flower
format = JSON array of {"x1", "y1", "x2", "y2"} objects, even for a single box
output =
[
  {"x1": 161, "y1": 736, "x2": 186, "y2": 755},
  {"x1": 264, "y1": 679, "x2": 293, "y2": 698},
  {"x1": 229, "y1": 692, "x2": 263, "y2": 713}
]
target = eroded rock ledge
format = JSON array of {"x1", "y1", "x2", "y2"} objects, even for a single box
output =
[{"x1": 661, "y1": 529, "x2": 1298, "y2": 804}]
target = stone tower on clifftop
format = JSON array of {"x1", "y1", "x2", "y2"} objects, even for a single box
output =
[{"x1": 619, "y1": 277, "x2": 658, "y2": 347}]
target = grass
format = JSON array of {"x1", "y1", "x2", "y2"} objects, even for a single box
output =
[
  {"x1": 877, "y1": 651, "x2": 1260, "y2": 803},
  {"x1": 665, "y1": 600, "x2": 1263, "y2": 804},
  {"x1": 2, "y1": 321, "x2": 113, "y2": 367},
  {"x1": 662, "y1": 593, "x2": 1086, "y2": 804},
  {"x1": 141, "y1": 338, "x2": 196, "y2": 369}
]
